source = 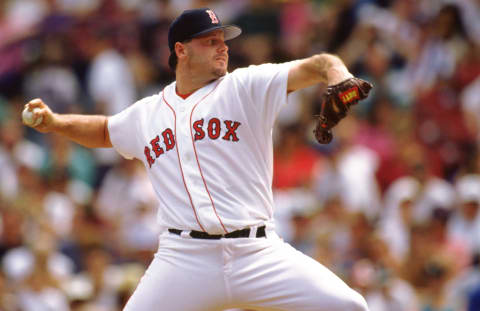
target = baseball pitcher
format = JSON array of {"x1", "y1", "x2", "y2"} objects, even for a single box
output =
[{"x1": 23, "y1": 8, "x2": 372, "y2": 311}]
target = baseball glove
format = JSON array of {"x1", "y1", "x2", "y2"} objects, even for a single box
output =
[{"x1": 313, "y1": 77, "x2": 373, "y2": 144}]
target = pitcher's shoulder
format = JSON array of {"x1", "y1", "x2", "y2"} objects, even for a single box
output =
[{"x1": 134, "y1": 93, "x2": 163, "y2": 107}]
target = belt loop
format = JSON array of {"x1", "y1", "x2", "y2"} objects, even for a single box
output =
[
  {"x1": 249, "y1": 226, "x2": 258, "y2": 238},
  {"x1": 181, "y1": 231, "x2": 192, "y2": 239}
]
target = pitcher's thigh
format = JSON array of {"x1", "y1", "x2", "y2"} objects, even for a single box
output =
[
  {"x1": 123, "y1": 255, "x2": 227, "y2": 311},
  {"x1": 233, "y1": 241, "x2": 369, "y2": 311}
]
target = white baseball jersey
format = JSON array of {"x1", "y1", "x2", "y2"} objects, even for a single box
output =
[
  {"x1": 108, "y1": 63, "x2": 291, "y2": 234},
  {"x1": 112, "y1": 61, "x2": 369, "y2": 311}
]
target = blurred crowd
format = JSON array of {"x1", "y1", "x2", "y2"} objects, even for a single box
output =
[{"x1": 0, "y1": 0, "x2": 479, "y2": 310}]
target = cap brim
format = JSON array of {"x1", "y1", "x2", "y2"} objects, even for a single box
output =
[
  {"x1": 223, "y1": 25, "x2": 242, "y2": 41},
  {"x1": 191, "y1": 25, "x2": 242, "y2": 41}
]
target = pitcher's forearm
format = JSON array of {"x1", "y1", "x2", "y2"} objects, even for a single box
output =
[
  {"x1": 287, "y1": 53, "x2": 353, "y2": 92},
  {"x1": 23, "y1": 98, "x2": 113, "y2": 149},
  {"x1": 53, "y1": 114, "x2": 112, "y2": 148}
]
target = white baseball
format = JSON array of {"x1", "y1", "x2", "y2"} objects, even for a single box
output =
[{"x1": 22, "y1": 107, "x2": 43, "y2": 127}]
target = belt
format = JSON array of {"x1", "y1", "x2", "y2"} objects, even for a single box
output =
[{"x1": 168, "y1": 226, "x2": 266, "y2": 240}]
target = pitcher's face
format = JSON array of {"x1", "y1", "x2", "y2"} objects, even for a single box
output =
[{"x1": 185, "y1": 30, "x2": 229, "y2": 79}]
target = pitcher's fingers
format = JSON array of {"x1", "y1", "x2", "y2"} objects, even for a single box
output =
[
  {"x1": 32, "y1": 108, "x2": 44, "y2": 119},
  {"x1": 25, "y1": 98, "x2": 44, "y2": 110}
]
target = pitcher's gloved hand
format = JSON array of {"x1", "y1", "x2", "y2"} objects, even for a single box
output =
[{"x1": 313, "y1": 78, "x2": 373, "y2": 144}]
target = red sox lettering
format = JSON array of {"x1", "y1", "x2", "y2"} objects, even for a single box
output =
[
  {"x1": 144, "y1": 128, "x2": 175, "y2": 168},
  {"x1": 194, "y1": 118, "x2": 241, "y2": 141},
  {"x1": 144, "y1": 117, "x2": 241, "y2": 168},
  {"x1": 222, "y1": 120, "x2": 241, "y2": 141}
]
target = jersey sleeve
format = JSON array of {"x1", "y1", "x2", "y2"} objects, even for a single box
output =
[
  {"x1": 230, "y1": 62, "x2": 292, "y2": 129},
  {"x1": 107, "y1": 95, "x2": 155, "y2": 160}
]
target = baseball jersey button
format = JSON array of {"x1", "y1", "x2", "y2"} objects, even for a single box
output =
[{"x1": 179, "y1": 106, "x2": 185, "y2": 112}]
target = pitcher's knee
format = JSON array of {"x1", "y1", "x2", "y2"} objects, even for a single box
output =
[
  {"x1": 316, "y1": 289, "x2": 369, "y2": 311},
  {"x1": 344, "y1": 291, "x2": 369, "y2": 311}
]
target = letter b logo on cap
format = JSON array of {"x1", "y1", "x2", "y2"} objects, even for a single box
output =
[{"x1": 206, "y1": 9, "x2": 219, "y2": 24}]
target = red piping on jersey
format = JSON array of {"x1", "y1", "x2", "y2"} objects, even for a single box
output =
[
  {"x1": 162, "y1": 90, "x2": 206, "y2": 232},
  {"x1": 189, "y1": 80, "x2": 228, "y2": 234}
]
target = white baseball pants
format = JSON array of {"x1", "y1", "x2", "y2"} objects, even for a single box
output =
[{"x1": 123, "y1": 230, "x2": 369, "y2": 311}]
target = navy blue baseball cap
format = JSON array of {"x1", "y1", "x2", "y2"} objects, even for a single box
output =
[{"x1": 168, "y1": 8, "x2": 242, "y2": 51}]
